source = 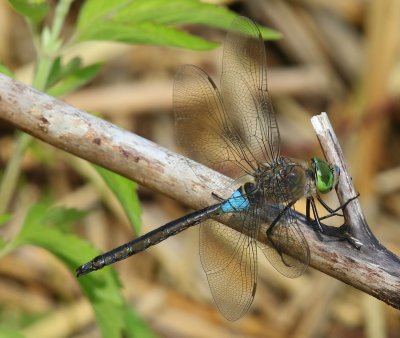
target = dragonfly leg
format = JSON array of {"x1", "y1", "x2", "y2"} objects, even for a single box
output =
[
  {"x1": 317, "y1": 193, "x2": 360, "y2": 221},
  {"x1": 308, "y1": 196, "x2": 362, "y2": 249},
  {"x1": 266, "y1": 225, "x2": 292, "y2": 268},
  {"x1": 336, "y1": 223, "x2": 363, "y2": 249},
  {"x1": 211, "y1": 192, "x2": 225, "y2": 202},
  {"x1": 266, "y1": 200, "x2": 297, "y2": 264},
  {"x1": 316, "y1": 197, "x2": 343, "y2": 218},
  {"x1": 267, "y1": 201, "x2": 296, "y2": 232},
  {"x1": 307, "y1": 197, "x2": 325, "y2": 240}
]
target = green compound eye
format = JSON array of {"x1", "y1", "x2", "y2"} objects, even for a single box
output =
[{"x1": 312, "y1": 157, "x2": 339, "y2": 194}]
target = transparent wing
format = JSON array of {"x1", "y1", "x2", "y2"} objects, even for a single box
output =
[
  {"x1": 260, "y1": 207, "x2": 310, "y2": 278},
  {"x1": 199, "y1": 208, "x2": 258, "y2": 321},
  {"x1": 221, "y1": 16, "x2": 280, "y2": 166},
  {"x1": 259, "y1": 169, "x2": 310, "y2": 278},
  {"x1": 174, "y1": 17, "x2": 281, "y2": 179},
  {"x1": 174, "y1": 64, "x2": 254, "y2": 179},
  {"x1": 174, "y1": 16, "x2": 305, "y2": 320}
]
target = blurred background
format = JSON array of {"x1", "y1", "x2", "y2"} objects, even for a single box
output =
[{"x1": 0, "y1": 0, "x2": 400, "y2": 337}]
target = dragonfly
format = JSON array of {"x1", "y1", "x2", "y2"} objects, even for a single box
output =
[{"x1": 76, "y1": 16, "x2": 360, "y2": 321}]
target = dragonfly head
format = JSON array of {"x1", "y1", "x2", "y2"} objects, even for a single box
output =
[{"x1": 311, "y1": 157, "x2": 340, "y2": 194}]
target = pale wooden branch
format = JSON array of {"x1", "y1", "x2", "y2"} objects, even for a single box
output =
[
  {"x1": 0, "y1": 74, "x2": 399, "y2": 309},
  {"x1": 311, "y1": 113, "x2": 400, "y2": 309}
]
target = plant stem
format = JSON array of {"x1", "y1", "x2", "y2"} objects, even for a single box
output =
[
  {"x1": 0, "y1": 0, "x2": 73, "y2": 214},
  {"x1": 33, "y1": 0, "x2": 74, "y2": 90},
  {"x1": 0, "y1": 132, "x2": 31, "y2": 214},
  {"x1": 51, "y1": 0, "x2": 74, "y2": 41}
]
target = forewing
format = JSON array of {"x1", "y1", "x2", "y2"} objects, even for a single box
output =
[
  {"x1": 199, "y1": 212, "x2": 258, "y2": 321},
  {"x1": 221, "y1": 16, "x2": 280, "y2": 165},
  {"x1": 174, "y1": 65, "x2": 252, "y2": 180}
]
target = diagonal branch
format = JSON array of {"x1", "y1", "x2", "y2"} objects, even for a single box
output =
[
  {"x1": 0, "y1": 74, "x2": 399, "y2": 309},
  {"x1": 311, "y1": 114, "x2": 380, "y2": 245}
]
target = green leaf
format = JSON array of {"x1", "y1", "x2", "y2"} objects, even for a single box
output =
[
  {"x1": 95, "y1": 166, "x2": 141, "y2": 233},
  {"x1": 8, "y1": 0, "x2": 48, "y2": 26},
  {"x1": 0, "y1": 213, "x2": 12, "y2": 226},
  {"x1": 41, "y1": 207, "x2": 88, "y2": 232},
  {"x1": 76, "y1": 0, "x2": 127, "y2": 30},
  {"x1": 76, "y1": 0, "x2": 280, "y2": 50},
  {"x1": 78, "y1": 21, "x2": 217, "y2": 50},
  {"x1": 46, "y1": 56, "x2": 82, "y2": 89},
  {"x1": 14, "y1": 204, "x2": 87, "y2": 257},
  {"x1": 110, "y1": 0, "x2": 281, "y2": 40},
  {"x1": 124, "y1": 306, "x2": 159, "y2": 338},
  {"x1": 0, "y1": 237, "x2": 7, "y2": 250},
  {"x1": 0, "y1": 64, "x2": 15, "y2": 78},
  {"x1": 47, "y1": 63, "x2": 101, "y2": 96},
  {"x1": 14, "y1": 203, "x2": 126, "y2": 337},
  {"x1": 0, "y1": 328, "x2": 25, "y2": 338}
]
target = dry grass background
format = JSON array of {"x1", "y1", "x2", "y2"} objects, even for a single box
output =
[{"x1": 0, "y1": 0, "x2": 400, "y2": 337}]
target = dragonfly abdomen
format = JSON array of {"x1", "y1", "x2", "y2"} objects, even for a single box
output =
[
  {"x1": 221, "y1": 189, "x2": 251, "y2": 212},
  {"x1": 76, "y1": 203, "x2": 222, "y2": 276}
]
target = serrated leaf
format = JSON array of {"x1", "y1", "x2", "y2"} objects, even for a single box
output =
[
  {"x1": 14, "y1": 203, "x2": 126, "y2": 337},
  {"x1": 0, "y1": 64, "x2": 15, "y2": 78},
  {"x1": 8, "y1": 0, "x2": 48, "y2": 25},
  {"x1": 111, "y1": 0, "x2": 281, "y2": 39},
  {"x1": 78, "y1": 21, "x2": 217, "y2": 50},
  {"x1": 77, "y1": 0, "x2": 128, "y2": 31},
  {"x1": 95, "y1": 166, "x2": 141, "y2": 233},
  {"x1": 76, "y1": 0, "x2": 280, "y2": 50},
  {"x1": 47, "y1": 63, "x2": 101, "y2": 96}
]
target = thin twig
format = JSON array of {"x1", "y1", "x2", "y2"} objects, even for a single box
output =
[
  {"x1": 311, "y1": 113, "x2": 373, "y2": 243},
  {"x1": 0, "y1": 74, "x2": 399, "y2": 309}
]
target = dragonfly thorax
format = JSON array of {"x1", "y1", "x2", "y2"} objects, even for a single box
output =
[{"x1": 252, "y1": 157, "x2": 315, "y2": 205}]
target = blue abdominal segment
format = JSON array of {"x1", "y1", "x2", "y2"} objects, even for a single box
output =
[{"x1": 221, "y1": 189, "x2": 250, "y2": 213}]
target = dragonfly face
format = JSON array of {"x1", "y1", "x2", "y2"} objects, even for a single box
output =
[{"x1": 311, "y1": 157, "x2": 340, "y2": 194}]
